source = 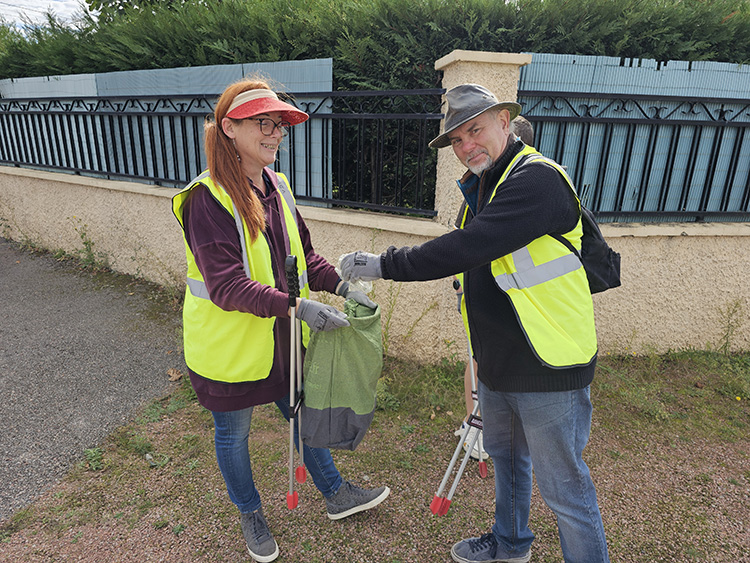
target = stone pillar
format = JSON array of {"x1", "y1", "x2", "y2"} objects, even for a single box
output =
[{"x1": 433, "y1": 50, "x2": 532, "y2": 226}]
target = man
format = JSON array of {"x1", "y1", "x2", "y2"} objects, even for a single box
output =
[
  {"x1": 340, "y1": 84, "x2": 610, "y2": 563},
  {"x1": 454, "y1": 113, "x2": 535, "y2": 462}
]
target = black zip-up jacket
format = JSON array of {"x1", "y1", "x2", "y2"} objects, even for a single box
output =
[{"x1": 381, "y1": 140, "x2": 596, "y2": 392}]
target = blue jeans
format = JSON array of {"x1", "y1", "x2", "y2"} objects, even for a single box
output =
[
  {"x1": 478, "y1": 381, "x2": 610, "y2": 563},
  {"x1": 211, "y1": 395, "x2": 343, "y2": 514}
]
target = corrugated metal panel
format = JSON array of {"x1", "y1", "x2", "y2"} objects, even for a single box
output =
[
  {"x1": 0, "y1": 59, "x2": 332, "y2": 99},
  {"x1": 243, "y1": 59, "x2": 333, "y2": 93},
  {"x1": 95, "y1": 64, "x2": 244, "y2": 97},
  {"x1": 520, "y1": 52, "x2": 750, "y2": 98},
  {"x1": 91, "y1": 58, "x2": 333, "y2": 96},
  {"x1": 0, "y1": 74, "x2": 98, "y2": 98}
]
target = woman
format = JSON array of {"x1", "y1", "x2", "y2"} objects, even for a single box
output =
[{"x1": 172, "y1": 78, "x2": 389, "y2": 563}]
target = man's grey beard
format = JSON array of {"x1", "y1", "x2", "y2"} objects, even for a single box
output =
[{"x1": 467, "y1": 153, "x2": 491, "y2": 175}]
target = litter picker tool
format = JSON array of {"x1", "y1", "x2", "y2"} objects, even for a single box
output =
[
  {"x1": 430, "y1": 401, "x2": 484, "y2": 516},
  {"x1": 285, "y1": 255, "x2": 307, "y2": 510},
  {"x1": 430, "y1": 280, "x2": 487, "y2": 516},
  {"x1": 452, "y1": 279, "x2": 487, "y2": 478}
]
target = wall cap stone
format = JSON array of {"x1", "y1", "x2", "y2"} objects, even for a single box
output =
[
  {"x1": 1, "y1": 165, "x2": 450, "y2": 239},
  {"x1": 298, "y1": 206, "x2": 451, "y2": 237},
  {"x1": 1, "y1": 165, "x2": 177, "y2": 200},
  {"x1": 435, "y1": 50, "x2": 533, "y2": 70},
  {"x1": 600, "y1": 222, "x2": 750, "y2": 238},
  {"x1": 6, "y1": 166, "x2": 747, "y2": 240}
]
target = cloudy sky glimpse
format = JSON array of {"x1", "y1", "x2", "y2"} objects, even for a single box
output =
[{"x1": 0, "y1": 0, "x2": 86, "y2": 26}]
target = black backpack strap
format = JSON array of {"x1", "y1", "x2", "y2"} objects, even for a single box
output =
[{"x1": 551, "y1": 232, "x2": 582, "y2": 261}]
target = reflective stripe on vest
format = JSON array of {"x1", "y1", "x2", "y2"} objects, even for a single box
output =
[{"x1": 493, "y1": 246, "x2": 582, "y2": 292}]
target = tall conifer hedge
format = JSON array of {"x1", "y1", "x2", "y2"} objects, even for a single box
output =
[{"x1": 1, "y1": 0, "x2": 749, "y2": 88}]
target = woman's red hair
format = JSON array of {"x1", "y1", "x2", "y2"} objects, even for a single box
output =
[{"x1": 204, "y1": 79, "x2": 270, "y2": 241}]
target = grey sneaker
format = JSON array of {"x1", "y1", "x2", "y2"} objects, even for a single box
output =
[
  {"x1": 451, "y1": 533, "x2": 530, "y2": 563},
  {"x1": 325, "y1": 480, "x2": 390, "y2": 520},
  {"x1": 240, "y1": 508, "x2": 279, "y2": 563}
]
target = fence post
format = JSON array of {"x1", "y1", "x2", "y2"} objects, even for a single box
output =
[{"x1": 433, "y1": 50, "x2": 532, "y2": 226}]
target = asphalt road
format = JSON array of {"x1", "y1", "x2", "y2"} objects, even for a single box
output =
[{"x1": 0, "y1": 237, "x2": 186, "y2": 522}]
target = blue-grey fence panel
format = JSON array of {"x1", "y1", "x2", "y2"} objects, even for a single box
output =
[
  {"x1": 520, "y1": 53, "x2": 750, "y2": 99},
  {"x1": 519, "y1": 91, "x2": 750, "y2": 222}
]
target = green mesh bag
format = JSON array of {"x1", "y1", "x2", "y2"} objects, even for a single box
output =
[{"x1": 301, "y1": 300, "x2": 382, "y2": 450}]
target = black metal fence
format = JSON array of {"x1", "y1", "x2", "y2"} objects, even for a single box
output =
[
  {"x1": 519, "y1": 91, "x2": 750, "y2": 222},
  {"x1": 0, "y1": 90, "x2": 443, "y2": 217},
  {"x1": 0, "y1": 95, "x2": 212, "y2": 185},
  {"x1": 2, "y1": 88, "x2": 750, "y2": 222}
]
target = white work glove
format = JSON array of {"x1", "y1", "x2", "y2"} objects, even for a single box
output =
[
  {"x1": 339, "y1": 251, "x2": 383, "y2": 282},
  {"x1": 296, "y1": 298, "x2": 350, "y2": 332},
  {"x1": 336, "y1": 281, "x2": 377, "y2": 309}
]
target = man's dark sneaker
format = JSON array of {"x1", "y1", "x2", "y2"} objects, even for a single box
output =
[
  {"x1": 325, "y1": 480, "x2": 390, "y2": 520},
  {"x1": 451, "y1": 533, "x2": 531, "y2": 563},
  {"x1": 240, "y1": 508, "x2": 279, "y2": 562}
]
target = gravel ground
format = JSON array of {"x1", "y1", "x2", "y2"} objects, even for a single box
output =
[{"x1": 0, "y1": 237, "x2": 185, "y2": 521}]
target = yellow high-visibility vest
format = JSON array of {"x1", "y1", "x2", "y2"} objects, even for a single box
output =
[
  {"x1": 173, "y1": 169, "x2": 310, "y2": 383},
  {"x1": 460, "y1": 146, "x2": 597, "y2": 368}
]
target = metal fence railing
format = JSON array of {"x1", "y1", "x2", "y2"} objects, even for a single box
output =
[
  {"x1": 519, "y1": 90, "x2": 750, "y2": 222},
  {"x1": 3, "y1": 88, "x2": 750, "y2": 222},
  {"x1": 0, "y1": 90, "x2": 444, "y2": 217}
]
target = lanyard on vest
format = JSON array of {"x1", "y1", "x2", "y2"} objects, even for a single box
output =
[
  {"x1": 267, "y1": 170, "x2": 296, "y2": 259},
  {"x1": 268, "y1": 170, "x2": 309, "y2": 291}
]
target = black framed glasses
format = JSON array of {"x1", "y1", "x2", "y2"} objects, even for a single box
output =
[{"x1": 247, "y1": 117, "x2": 291, "y2": 137}]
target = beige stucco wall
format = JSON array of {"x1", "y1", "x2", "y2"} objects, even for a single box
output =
[
  {"x1": 593, "y1": 222, "x2": 750, "y2": 354},
  {"x1": 0, "y1": 167, "x2": 185, "y2": 287},
  {"x1": 1, "y1": 165, "x2": 748, "y2": 361}
]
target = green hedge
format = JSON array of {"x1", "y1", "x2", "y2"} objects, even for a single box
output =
[{"x1": 1, "y1": 0, "x2": 749, "y2": 88}]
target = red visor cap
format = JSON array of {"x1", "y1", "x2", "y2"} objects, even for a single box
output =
[{"x1": 226, "y1": 96, "x2": 309, "y2": 125}]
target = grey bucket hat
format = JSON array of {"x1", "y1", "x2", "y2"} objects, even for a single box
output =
[{"x1": 429, "y1": 84, "x2": 522, "y2": 149}]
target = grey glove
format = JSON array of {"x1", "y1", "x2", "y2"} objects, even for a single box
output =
[
  {"x1": 453, "y1": 278, "x2": 463, "y2": 313},
  {"x1": 339, "y1": 251, "x2": 383, "y2": 282},
  {"x1": 297, "y1": 298, "x2": 350, "y2": 332},
  {"x1": 336, "y1": 281, "x2": 377, "y2": 309}
]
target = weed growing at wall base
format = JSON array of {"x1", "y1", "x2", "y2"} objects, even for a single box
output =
[
  {"x1": 717, "y1": 297, "x2": 746, "y2": 355},
  {"x1": 70, "y1": 216, "x2": 110, "y2": 271}
]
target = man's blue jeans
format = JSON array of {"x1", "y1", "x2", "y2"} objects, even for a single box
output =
[
  {"x1": 478, "y1": 381, "x2": 610, "y2": 563},
  {"x1": 211, "y1": 395, "x2": 343, "y2": 514}
]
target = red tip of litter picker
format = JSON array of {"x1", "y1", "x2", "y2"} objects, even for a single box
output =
[
  {"x1": 430, "y1": 495, "x2": 443, "y2": 515},
  {"x1": 295, "y1": 465, "x2": 307, "y2": 483},
  {"x1": 286, "y1": 491, "x2": 298, "y2": 510},
  {"x1": 479, "y1": 461, "x2": 488, "y2": 479},
  {"x1": 438, "y1": 498, "x2": 452, "y2": 516}
]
